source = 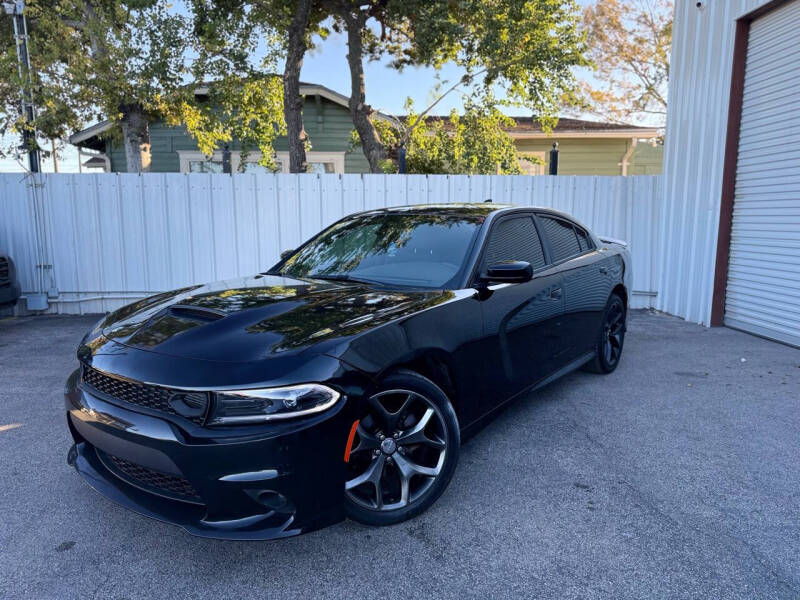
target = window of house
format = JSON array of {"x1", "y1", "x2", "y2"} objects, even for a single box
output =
[
  {"x1": 188, "y1": 160, "x2": 224, "y2": 174},
  {"x1": 538, "y1": 216, "x2": 582, "y2": 262},
  {"x1": 480, "y1": 217, "x2": 546, "y2": 273},
  {"x1": 179, "y1": 150, "x2": 346, "y2": 174},
  {"x1": 307, "y1": 162, "x2": 336, "y2": 174},
  {"x1": 519, "y1": 152, "x2": 546, "y2": 176},
  {"x1": 241, "y1": 161, "x2": 279, "y2": 174},
  {"x1": 272, "y1": 152, "x2": 344, "y2": 174}
]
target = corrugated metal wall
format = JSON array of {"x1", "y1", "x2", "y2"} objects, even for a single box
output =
[
  {"x1": 0, "y1": 173, "x2": 662, "y2": 315},
  {"x1": 724, "y1": 0, "x2": 800, "y2": 347},
  {"x1": 658, "y1": 0, "x2": 771, "y2": 325}
]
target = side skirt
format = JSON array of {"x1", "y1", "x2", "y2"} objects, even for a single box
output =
[
  {"x1": 461, "y1": 351, "x2": 596, "y2": 441},
  {"x1": 529, "y1": 351, "x2": 596, "y2": 393}
]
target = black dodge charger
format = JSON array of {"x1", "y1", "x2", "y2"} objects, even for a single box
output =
[{"x1": 65, "y1": 203, "x2": 631, "y2": 539}]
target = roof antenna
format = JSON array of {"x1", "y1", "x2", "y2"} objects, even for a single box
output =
[{"x1": 484, "y1": 198, "x2": 492, "y2": 203}]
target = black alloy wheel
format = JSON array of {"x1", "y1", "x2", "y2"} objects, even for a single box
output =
[
  {"x1": 585, "y1": 293, "x2": 626, "y2": 374},
  {"x1": 344, "y1": 370, "x2": 459, "y2": 526}
]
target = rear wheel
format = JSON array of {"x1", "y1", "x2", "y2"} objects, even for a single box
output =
[
  {"x1": 344, "y1": 370, "x2": 459, "y2": 526},
  {"x1": 585, "y1": 293, "x2": 626, "y2": 374}
]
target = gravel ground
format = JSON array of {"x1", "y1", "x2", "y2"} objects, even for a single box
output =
[{"x1": 0, "y1": 310, "x2": 798, "y2": 599}]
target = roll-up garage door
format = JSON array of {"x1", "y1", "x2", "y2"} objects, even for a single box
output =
[{"x1": 724, "y1": 0, "x2": 800, "y2": 348}]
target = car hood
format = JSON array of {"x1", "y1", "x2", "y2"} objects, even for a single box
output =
[{"x1": 98, "y1": 274, "x2": 454, "y2": 363}]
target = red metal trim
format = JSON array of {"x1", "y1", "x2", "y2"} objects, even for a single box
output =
[
  {"x1": 710, "y1": 0, "x2": 795, "y2": 326},
  {"x1": 343, "y1": 419, "x2": 360, "y2": 463},
  {"x1": 710, "y1": 19, "x2": 750, "y2": 326}
]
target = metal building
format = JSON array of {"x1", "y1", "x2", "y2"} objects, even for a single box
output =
[{"x1": 659, "y1": 0, "x2": 800, "y2": 347}]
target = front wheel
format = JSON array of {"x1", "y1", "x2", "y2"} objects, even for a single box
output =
[
  {"x1": 344, "y1": 370, "x2": 460, "y2": 526},
  {"x1": 584, "y1": 293, "x2": 626, "y2": 374}
]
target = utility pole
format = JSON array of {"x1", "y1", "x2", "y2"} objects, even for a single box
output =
[{"x1": 3, "y1": 0, "x2": 40, "y2": 172}]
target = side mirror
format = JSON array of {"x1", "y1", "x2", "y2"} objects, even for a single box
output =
[
  {"x1": 484, "y1": 261, "x2": 533, "y2": 284},
  {"x1": 280, "y1": 249, "x2": 294, "y2": 260}
]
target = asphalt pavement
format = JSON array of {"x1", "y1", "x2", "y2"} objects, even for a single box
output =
[{"x1": 1, "y1": 310, "x2": 798, "y2": 599}]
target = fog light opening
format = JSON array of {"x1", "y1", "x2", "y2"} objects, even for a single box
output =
[{"x1": 256, "y1": 490, "x2": 289, "y2": 511}]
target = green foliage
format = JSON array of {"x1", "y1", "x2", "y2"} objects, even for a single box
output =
[
  {"x1": 358, "y1": 0, "x2": 589, "y2": 130},
  {"x1": 578, "y1": 0, "x2": 672, "y2": 125},
  {"x1": 159, "y1": 76, "x2": 286, "y2": 171},
  {"x1": 186, "y1": 0, "x2": 337, "y2": 170},
  {"x1": 0, "y1": 3, "x2": 87, "y2": 156},
  {"x1": 0, "y1": 0, "x2": 287, "y2": 165},
  {"x1": 0, "y1": 1, "x2": 192, "y2": 159},
  {"x1": 352, "y1": 96, "x2": 522, "y2": 175}
]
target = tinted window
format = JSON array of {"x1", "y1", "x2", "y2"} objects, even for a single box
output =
[
  {"x1": 539, "y1": 216, "x2": 582, "y2": 262},
  {"x1": 279, "y1": 212, "x2": 484, "y2": 288},
  {"x1": 575, "y1": 227, "x2": 592, "y2": 251},
  {"x1": 481, "y1": 217, "x2": 546, "y2": 272}
]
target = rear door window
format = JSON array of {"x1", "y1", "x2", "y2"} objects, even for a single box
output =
[
  {"x1": 480, "y1": 216, "x2": 546, "y2": 273},
  {"x1": 538, "y1": 216, "x2": 582, "y2": 263}
]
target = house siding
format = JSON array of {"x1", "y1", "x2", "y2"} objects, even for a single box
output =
[
  {"x1": 628, "y1": 143, "x2": 664, "y2": 175},
  {"x1": 514, "y1": 138, "x2": 663, "y2": 175},
  {"x1": 102, "y1": 97, "x2": 660, "y2": 176},
  {"x1": 106, "y1": 96, "x2": 369, "y2": 173}
]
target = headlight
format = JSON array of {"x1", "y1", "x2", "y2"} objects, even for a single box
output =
[{"x1": 207, "y1": 383, "x2": 341, "y2": 426}]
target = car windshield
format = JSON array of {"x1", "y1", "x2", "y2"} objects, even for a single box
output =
[{"x1": 277, "y1": 212, "x2": 485, "y2": 289}]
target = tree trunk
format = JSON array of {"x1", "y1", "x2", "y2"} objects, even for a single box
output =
[
  {"x1": 119, "y1": 104, "x2": 151, "y2": 173},
  {"x1": 343, "y1": 11, "x2": 386, "y2": 173},
  {"x1": 284, "y1": 0, "x2": 313, "y2": 173}
]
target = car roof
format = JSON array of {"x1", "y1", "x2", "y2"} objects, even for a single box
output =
[
  {"x1": 353, "y1": 203, "x2": 509, "y2": 217},
  {"x1": 353, "y1": 203, "x2": 580, "y2": 222}
]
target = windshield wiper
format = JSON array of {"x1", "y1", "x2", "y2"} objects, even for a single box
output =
[{"x1": 307, "y1": 273, "x2": 381, "y2": 285}]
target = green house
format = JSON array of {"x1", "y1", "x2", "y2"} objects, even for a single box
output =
[
  {"x1": 508, "y1": 117, "x2": 662, "y2": 176},
  {"x1": 70, "y1": 83, "x2": 662, "y2": 175}
]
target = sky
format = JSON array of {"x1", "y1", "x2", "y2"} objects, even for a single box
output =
[{"x1": 0, "y1": 0, "x2": 597, "y2": 174}]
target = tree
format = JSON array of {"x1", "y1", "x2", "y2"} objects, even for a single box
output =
[
  {"x1": 190, "y1": 0, "x2": 330, "y2": 173},
  {"x1": 167, "y1": 1, "x2": 288, "y2": 170},
  {"x1": 334, "y1": 0, "x2": 588, "y2": 173},
  {"x1": 353, "y1": 95, "x2": 522, "y2": 175},
  {"x1": 0, "y1": 1, "x2": 195, "y2": 172},
  {"x1": 192, "y1": 0, "x2": 587, "y2": 175},
  {"x1": 283, "y1": 0, "x2": 314, "y2": 173},
  {"x1": 159, "y1": 76, "x2": 286, "y2": 171},
  {"x1": 579, "y1": 0, "x2": 672, "y2": 125},
  {"x1": 0, "y1": 4, "x2": 87, "y2": 163}
]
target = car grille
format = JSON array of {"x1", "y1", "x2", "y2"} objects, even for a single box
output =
[
  {"x1": 0, "y1": 256, "x2": 8, "y2": 287},
  {"x1": 98, "y1": 450, "x2": 202, "y2": 504},
  {"x1": 81, "y1": 365, "x2": 208, "y2": 425}
]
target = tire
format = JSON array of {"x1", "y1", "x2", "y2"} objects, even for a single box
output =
[
  {"x1": 584, "y1": 293, "x2": 626, "y2": 374},
  {"x1": 344, "y1": 369, "x2": 460, "y2": 526}
]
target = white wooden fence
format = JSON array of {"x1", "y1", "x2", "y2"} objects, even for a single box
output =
[{"x1": 0, "y1": 173, "x2": 663, "y2": 314}]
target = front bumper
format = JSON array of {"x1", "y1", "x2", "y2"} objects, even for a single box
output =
[
  {"x1": 65, "y1": 369, "x2": 357, "y2": 540},
  {"x1": 0, "y1": 281, "x2": 21, "y2": 306}
]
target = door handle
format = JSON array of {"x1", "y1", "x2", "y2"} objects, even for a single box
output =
[
  {"x1": 550, "y1": 287, "x2": 563, "y2": 300},
  {"x1": 599, "y1": 266, "x2": 608, "y2": 274}
]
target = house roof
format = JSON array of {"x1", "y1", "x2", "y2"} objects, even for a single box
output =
[
  {"x1": 69, "y1": 79, "x2": 657, "y2": 150},
  {"x1": 69, "y1": 82, "x2": 396, "y2": 149},
  {"x1": 423, "y1": 116, "x2": 660, "y2": 139}
]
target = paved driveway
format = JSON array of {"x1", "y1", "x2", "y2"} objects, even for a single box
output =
[{"x1": 0, "y1": 311, "x2": 798, "y2": 599}]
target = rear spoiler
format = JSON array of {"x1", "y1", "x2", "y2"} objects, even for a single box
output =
[{"x1": 598, "y1": 236, "x2": 628, "y2": 248}]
